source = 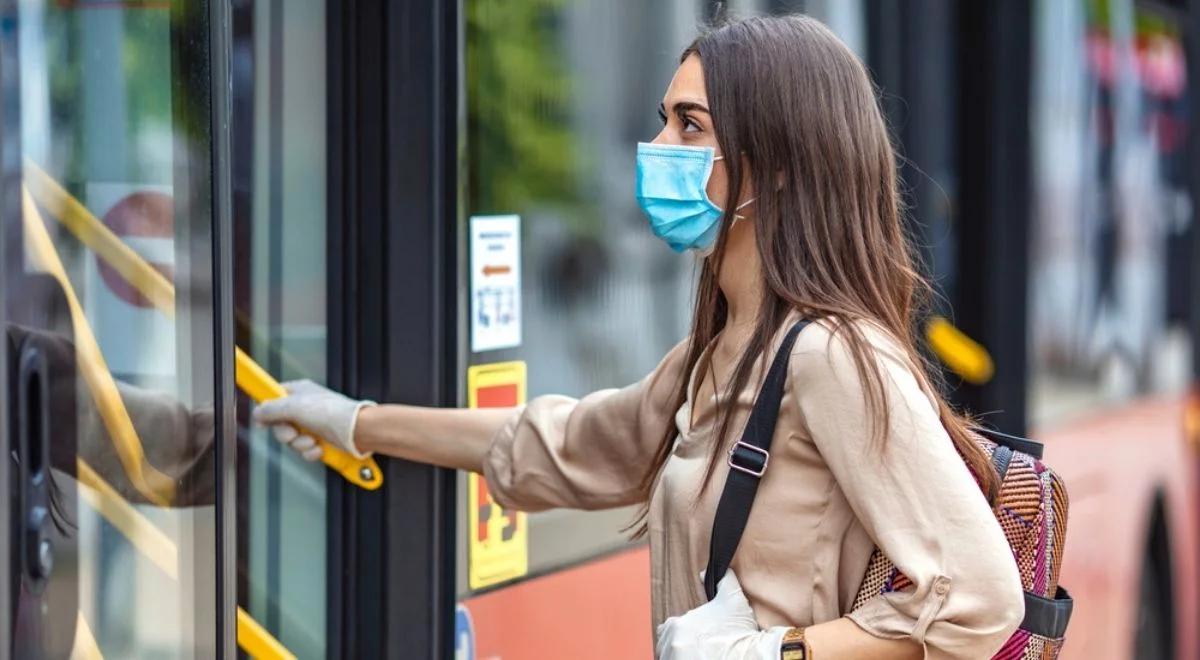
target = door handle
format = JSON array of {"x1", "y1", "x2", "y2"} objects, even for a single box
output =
[
  {"x1": 16, "y1": 345, "x2": 53, "y2": 589},
  {"x1": 8, "y1": 320, "x2": 80, "y2": 658}
]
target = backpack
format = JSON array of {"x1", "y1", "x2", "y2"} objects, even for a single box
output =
[{"x1": 704, "y1": 321, "x2": 1073, "y2": 658}]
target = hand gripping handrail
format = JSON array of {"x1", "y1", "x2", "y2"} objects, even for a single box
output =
[
  {"x1": 235, "y1": 348, "x2": 382, "y2": 487},
  {"x1": 24, "y1": 160, "x2": 383, "y2": 489}
]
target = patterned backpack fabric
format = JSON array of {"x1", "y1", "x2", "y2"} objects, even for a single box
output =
[{"x1": 850, "y1": 429, "x2": 1073, "y2": 658}]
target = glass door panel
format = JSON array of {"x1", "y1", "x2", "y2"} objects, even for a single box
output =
[
  {"x1": 6, "y1": 1, "x2": 227, "y2": 657},
  {"x1": 232, "y1": 0, "x2": 330, "y2": 656}
]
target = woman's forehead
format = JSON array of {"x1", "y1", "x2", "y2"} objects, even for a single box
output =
[{"x1": 663, "y1": 54, "x2": 708, "y2": 108}]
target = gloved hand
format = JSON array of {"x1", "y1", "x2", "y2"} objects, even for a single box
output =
[
  {"x1": 251, "y1": 379, "x2": 376, "y2": 462},
  {"x1": 655, "y1": 570, "x2": 790, "y2": 660}
]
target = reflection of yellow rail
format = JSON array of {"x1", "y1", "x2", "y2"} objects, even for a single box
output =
[
  {"x1": 26, "y1": 188, "x2": 293, "y2": 658},
  {"x1": 25, "y1": 160, "x2": 383, "y2": 490},
  {"x1": 26, "y1": 162, "x2": 175, "y2": 315},
  {"x1": 77, "y1": 460, "x2": 178, "y2": 577},
  {"x1": 76, "y1": 458, "x2": 294, "y2": 660},
  {"x1": 23, "y1": 187, "x2": 176, "y2": 506},
  {"x1": 71, "y1": 610, "x2": 104, "y2": 660}
]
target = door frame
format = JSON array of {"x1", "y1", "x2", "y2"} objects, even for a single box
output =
[
  {"x1": 325, "y1": 0, "x2": 461, "y2": 657},
  {"x1": 0, "y1": 0, "x2": 13, "y2": 654},
  {"x1": 1190, "y1": 0, "x2": 1200, "y2": 377},
  {"x1": 204, "y1": 0, "x2": 238, "y2": 653},
  {"x1": 868, "y1": 0, "x2": 1033, "y2": 433}
]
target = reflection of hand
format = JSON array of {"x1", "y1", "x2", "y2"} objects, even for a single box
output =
[
  {"x1": 655, "y1": 571, "x2": 788, "y2": 660},
  {"x1": 251, "y1": 380, "x2": 375, "y2": 462}
]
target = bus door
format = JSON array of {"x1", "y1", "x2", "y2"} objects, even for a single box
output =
[{"x1": 1, "y1": 0, "x2": 237, "y2": 657}]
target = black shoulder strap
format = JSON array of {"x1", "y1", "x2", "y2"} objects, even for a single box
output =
[{"x1": 704, "y1": 319, "x2": 811, "y2": 600}]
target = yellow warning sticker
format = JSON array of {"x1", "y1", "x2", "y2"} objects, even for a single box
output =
[{"x1": 467, "y1": 362, "x2": 529, "y2": 590}]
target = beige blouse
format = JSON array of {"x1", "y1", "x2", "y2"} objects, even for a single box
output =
[{"x1": 482, "y1": 317, "x2": 1024, "y2": 659}]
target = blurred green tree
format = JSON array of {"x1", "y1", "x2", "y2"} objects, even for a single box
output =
[{"x1": 467, "y1": 0, "x2": 581, "y2": 217}]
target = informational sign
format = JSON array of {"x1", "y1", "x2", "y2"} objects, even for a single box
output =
[
  {"x1": 469, "y1": 215, "x2": 521, "y2": 352},
  {"x1": 467, "y1": 361, "x2": 528, "y2": 590},
  {"x1": 454, "y1": 604, "x2": 476, "y2": 660}
]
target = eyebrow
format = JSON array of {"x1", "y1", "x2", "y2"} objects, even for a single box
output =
[{"x1": 658, "y1": 100, "x2": 711, "y2": 121}]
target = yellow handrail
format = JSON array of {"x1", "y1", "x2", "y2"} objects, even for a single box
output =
[
  {"x1": 235, "y1": 347, "x2": 382, "y2": 488},
  {"x1": 237, "y1": 608, "x2": 298, "y2": 660},
  {"x1": 925, "y1": 316, "x2": 995, "y2": 385},
  {"x1": 25, "y1": 160, "x2": 383, "y2": 490},
  {"x1": 23, "y1": 187, "x2": 176, "y2": 506}
]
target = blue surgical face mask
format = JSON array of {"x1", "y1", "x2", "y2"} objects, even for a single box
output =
[{"x1": 635, "y1": 142, "x2": 754, "y2": 255}]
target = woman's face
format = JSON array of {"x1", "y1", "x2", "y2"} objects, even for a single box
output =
[{"x1": 651, "y1": 54, "x2": 751, "y2": 226}]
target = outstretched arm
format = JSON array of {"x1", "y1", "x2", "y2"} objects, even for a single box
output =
[
  {"x1": 250, "y1": 379, "x2": 514, "y2": 474},
  {"x1": 354, "y1": 403, "x2": 516, "y2": 473}
]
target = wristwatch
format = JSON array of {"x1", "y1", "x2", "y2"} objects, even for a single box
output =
[{"x1": 780, "y1": 627, "x2": 810, "y2": 660}]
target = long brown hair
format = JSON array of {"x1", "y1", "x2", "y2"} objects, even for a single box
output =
[{"x1": 631, "y1": 15, "x2": 996, "y2": 533}]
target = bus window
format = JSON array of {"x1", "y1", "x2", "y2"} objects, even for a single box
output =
[
  {"x1": 460, "y1": 0, "x2": 702, "y2": 591},
  {"x1": 231, "y1": 0, "x2": 330, "y2": 656},
  {"x1": 1029, "y1": 0, "x2": 1193, "y2": 428}
]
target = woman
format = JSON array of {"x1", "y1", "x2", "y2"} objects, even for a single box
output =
[{"x1": 255, "y1": 14, "x2": 1024, "y2": 659}]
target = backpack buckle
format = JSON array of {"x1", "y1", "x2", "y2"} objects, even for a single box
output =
[{"x1": 728, "y1": 442, "x2": 769, "y2": 478}]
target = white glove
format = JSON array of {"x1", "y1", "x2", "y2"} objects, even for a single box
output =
[
  {"x1": 251, "y1": 379, "x2": 375, "y2": 462},
  {"x1": 655, "y1": 570, "x2": 789, "y2": 660}
]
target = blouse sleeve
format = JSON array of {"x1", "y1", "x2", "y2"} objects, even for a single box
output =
[
  {"x1": 790, "y1": 321, "x2": 1024, "y2": 659},
  {"x1": 481, "y1": 341, "x2": 689, "y2": 512}
]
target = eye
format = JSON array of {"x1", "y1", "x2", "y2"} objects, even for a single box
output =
[
  {"x1": 682, "y1": 115, "x2": 702, "y2": 133},
  {"x1": 657, "y1": 106, "x2": 668, "y2": 125}
]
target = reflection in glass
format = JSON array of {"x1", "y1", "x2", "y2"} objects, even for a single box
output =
[{"x1": 11, "y1": 1, "x2": 221, "y2": 657}]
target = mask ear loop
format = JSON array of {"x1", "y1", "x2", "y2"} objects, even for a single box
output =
[
  {"x1": 712, "y1": 153, "x2": 757, "y2": 224},
  {"x1": 732, "y1": 197, "x2": 756, "y2": 223}
]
